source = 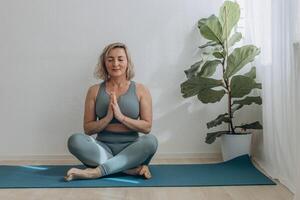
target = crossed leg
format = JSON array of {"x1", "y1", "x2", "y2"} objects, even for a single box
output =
[
  {"x1": 64, "y1": 167, "x2": 102, "y2": 181},
  {"x1": 64, "y1": 164, "x2": 151, "y2": 181},
  {"x1": 65, "y1": 133, "x2": 158, "y2": 181}
]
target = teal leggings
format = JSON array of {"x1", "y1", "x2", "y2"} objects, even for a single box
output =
[{"x1": 67, "y1": 132, "x2": 158, "y2": 176}]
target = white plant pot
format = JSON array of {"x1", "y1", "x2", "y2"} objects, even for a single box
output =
[{"x1": 221, "y1": 133, "x2": 252, "y2": 161}]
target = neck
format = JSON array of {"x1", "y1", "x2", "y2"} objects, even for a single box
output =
[{"x1": 108, "y1": 76, "x2": 129, "y2": 87}]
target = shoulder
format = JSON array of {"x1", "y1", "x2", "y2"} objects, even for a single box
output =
[
  {"x1": 134, "y1": 82, "x2": 151, "y2": 99},
  {"x1": 88, "y1": 83, "x2": 100, "y2": 93},
  {"x1": 87, "y1": 83, "x2": 102, "y2": 100}
]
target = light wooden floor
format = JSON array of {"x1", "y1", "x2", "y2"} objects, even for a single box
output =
[{"x1": 0, "y1": 158, "x2": 294, "y2": 200}]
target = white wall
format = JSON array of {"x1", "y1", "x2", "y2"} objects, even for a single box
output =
[{"x1": 0, "y1": 0, "x2": 260, "y2": 158}]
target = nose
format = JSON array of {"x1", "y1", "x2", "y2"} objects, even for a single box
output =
[{"x1": 113, "y1": 60, "x2": 119, "y2": 66}]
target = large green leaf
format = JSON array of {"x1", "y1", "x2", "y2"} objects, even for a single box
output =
[
  {"x1": 230, "y1": 75, "x2": 260, "y2": 98},
  {"x1": 243, "y1": 66, "x2": 256, "y2": 79},
  {"x1": 228, "y1": 32, "x2": 242, "y2": 47},
  {"x1": 184, "y1": 61, "x2": 203, "y2": 79},
  {"x1": 181, "y1": 76, "x2": 223, "y2": 98},
  {"x1": 235, "y1": 121, "x2": 263, "y2": 130},
  {"x1": 202, "y1": 46, "x2": 224, "y2": 58},
  {"x1": 198, "y1": 15, "x2": 223, "y2": 43},
  {"x1": 233, "y1": 96, "x2": 262, "y2": 105},
  {"x1": 219, "y1": 1, "x2": 240, "y2": 40},
  {"x1": 198, "y1": 60, "x2": 221, "y2": 77},
  {"x1": 224, "y1": 45, "x2": 260, "y2": 78},
  {"x1": 205, "y1": 131, "x2": 229, "y2": 144},
  {"x1": 213, "y1": 51, "x2": 225, "y2": 59},
  {"x1": 199, "y1": 41, "x2": 219, "y2": 49},
  {"x1": 207, "y1": 113, "x2": 230, "y2": 129},
  {"x1": 232, "y1": 104, "x2": 243, "y2": 113},
  {"x1": 197, "y1": 89, "x2": 226, "y2": 104},
  {"x1": 255, "y1": 83, "x2": 262, "y2": 89}
]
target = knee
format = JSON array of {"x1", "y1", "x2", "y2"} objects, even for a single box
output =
[
  {"x1": 140, "y1": 134, "x2": 158, "y2": 155},
  {"x1": 67, "y1": 133, "x2": 86, "y2": 152}
]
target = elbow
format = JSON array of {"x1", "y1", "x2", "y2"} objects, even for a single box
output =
[
  {"x1": 84, "y1": 129, "x2": 92, "y2": 136},
  {"x1": 142, "y1": 123, "x2": 152, "y2": 134},
  {"x1": 84, "y1": 130, "x2": 92, "y2": 136},
  {"x1": 84, "y1": 124, "x2": 93, "y2": 136},
  {"x1": 143, "y1": 129, "x2": 151, "y2": 134}
]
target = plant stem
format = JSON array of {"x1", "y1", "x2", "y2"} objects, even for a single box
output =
[{"x1": 223, "y1": 6, "x2": 235, "y2": 134}]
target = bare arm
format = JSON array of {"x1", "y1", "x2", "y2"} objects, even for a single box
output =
[
  {"x1": 111, "y1": 84, "x2": 152, "y2": 134},
  {"x1": 83, "y1": 85, "x2": 113, "y2": 135}
]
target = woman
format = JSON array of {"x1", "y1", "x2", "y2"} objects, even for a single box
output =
[{"x1": 64, "y1": 42, "x2": 158, "y2": 181}]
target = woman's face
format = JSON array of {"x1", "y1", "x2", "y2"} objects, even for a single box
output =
[{"x1": 105, "y1": 48, "x2": 128, "y2": 78}]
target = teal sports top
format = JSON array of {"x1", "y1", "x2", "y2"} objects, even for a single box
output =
[{"x1": 95, "y1": 81, "x2": 140, "y2": 124}]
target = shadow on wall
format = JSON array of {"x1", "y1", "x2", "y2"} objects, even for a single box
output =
[
  {"x1": 37, "y1": 58, "x2": 94, "y2": 154},
  {"x1": 147, "y1": 27, "x2": 223, "y2": 152}
]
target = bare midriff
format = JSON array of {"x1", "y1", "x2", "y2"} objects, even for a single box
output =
[{"x1": 104, "y1": 123, "x2": 133, "y2": 132}]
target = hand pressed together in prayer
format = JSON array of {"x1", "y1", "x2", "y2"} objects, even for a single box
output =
[{"x1": 110, "y1": 92, "x2": 126, "y2": 123}]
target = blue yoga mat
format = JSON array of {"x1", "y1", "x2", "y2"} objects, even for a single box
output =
[{"x1": 0, "y1": 155, "x2": 275, "y2": 188}]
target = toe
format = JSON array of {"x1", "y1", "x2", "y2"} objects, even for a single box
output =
[
  {"x1": 64, "y1": 174, "x2": 74, "y2": 182},
  {"x1": 139, "y1": 165, "x2": 152, "y2": 179},
  {"x1": 145, "y1": 171, "x2": 152, "y2": 179},
  {"x1": 67, "y1": 168, "x2": 75, "y2": 176}
]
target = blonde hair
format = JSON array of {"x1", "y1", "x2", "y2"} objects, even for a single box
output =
[{"x1": 94, "y1": 42, "x2": 135, "y2": 80}]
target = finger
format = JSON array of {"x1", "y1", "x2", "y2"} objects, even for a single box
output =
[
  {"x1": 114, "y1": 95, "x2": 118, "y2": 104},
  {"x1": 110, "y1": 93, "x2": 115, "y2": 104},
  {"x1": 111, "y1": 102, "x2": 116, "y2": 110},
  {"x1": 111, "y1": 93, "x2": 117, "y2": 104}
]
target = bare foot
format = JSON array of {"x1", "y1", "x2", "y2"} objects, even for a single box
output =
[
  {"x1": 123, "y1": 166, "x2": 142, "y2": 175},
  {"x1": 123, "y1": 165, "x2": 152, "y2": 179},
  {"x1": 64, "y1": 167, "x2": 101, "y2": 181},
  {"x1": 139, "y1": 165, "x2": 152, "y2": 179}
]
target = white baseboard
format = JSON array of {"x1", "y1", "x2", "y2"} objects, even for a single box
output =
[{"x1": 0, "y1": 153, "x2": 221, "y2": 161}]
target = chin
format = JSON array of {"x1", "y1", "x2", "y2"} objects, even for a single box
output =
[{"x1": 110, "y1": 73, "x2": 125, "y2": 77}]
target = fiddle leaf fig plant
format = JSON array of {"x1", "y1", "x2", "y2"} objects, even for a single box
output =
[{"x1": 180, "y1": 1, "x2": 263, "y2": 144}]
